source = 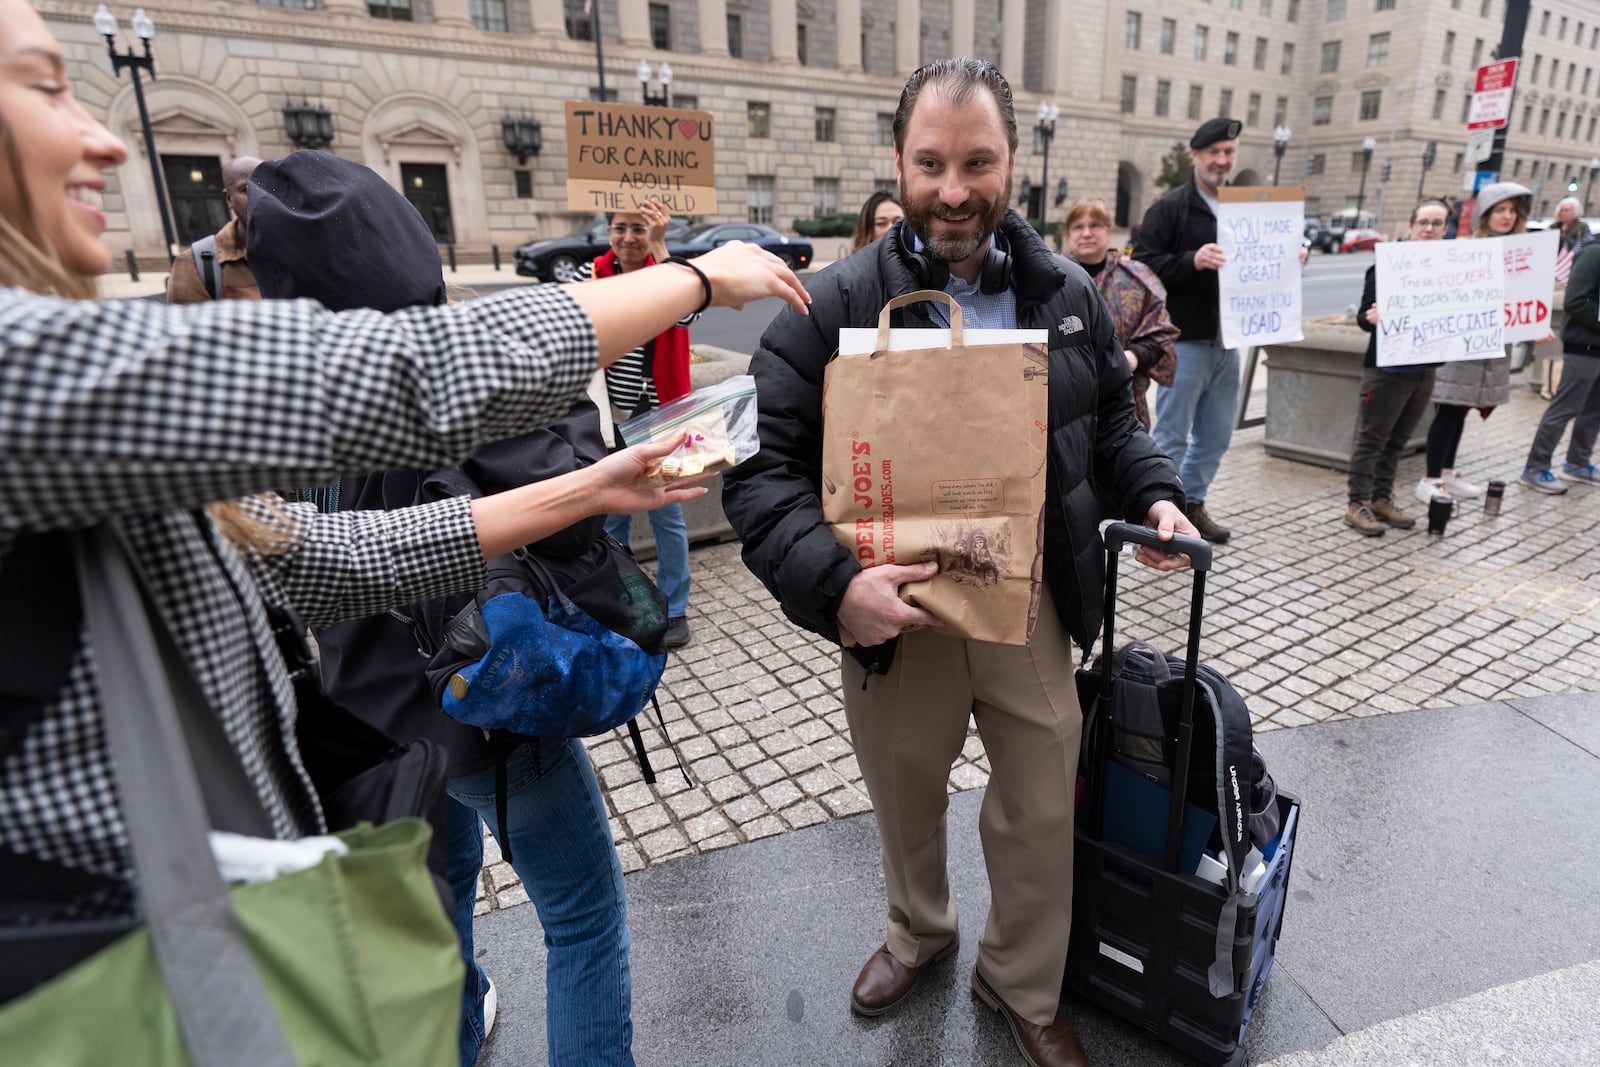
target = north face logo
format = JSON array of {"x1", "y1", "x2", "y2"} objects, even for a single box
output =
[{"x1": 1058, "y1": 315, "x2": 1085, "y2": 336}]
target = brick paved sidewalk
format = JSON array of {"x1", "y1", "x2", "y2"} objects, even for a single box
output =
[{"x1": 475, "y1": 379, "x2": 1600, "y2": 914}]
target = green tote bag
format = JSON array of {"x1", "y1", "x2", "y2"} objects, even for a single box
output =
[{"x1": 0, "y1": 525, "x2": 462, "y2": 1066}]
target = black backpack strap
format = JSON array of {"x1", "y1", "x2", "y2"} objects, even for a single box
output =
[
  {"x1": 191, "y1": 234, "x2": 221, "y2": 300},
  {"x1": 0, "y1": 533, "x2": 81, "y2": 761},
  {"x1": 626, "y1": 716, "x2": 657, "y2": 786}
]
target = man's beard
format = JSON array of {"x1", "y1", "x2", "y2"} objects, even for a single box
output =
[{"x1": 899, "y1": 173, "x2": 1011, "y2": 265}]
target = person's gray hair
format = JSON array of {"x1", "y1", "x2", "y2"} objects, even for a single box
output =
[
  {"x1": 893, "y1": 58, "x2": 1018, "y2": 154},
  {"x1": 1558, "y1": 196, "x2": 1583, "y2": 214}
]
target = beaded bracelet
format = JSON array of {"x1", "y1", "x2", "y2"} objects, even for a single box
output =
[{"x1": 665, "y1": 255, "x2": 714, "y2": 315}]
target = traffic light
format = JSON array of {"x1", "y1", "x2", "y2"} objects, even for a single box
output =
[
  {"x1": 1381, "y1": 161, "x2": 1392, "y2": 182},
  {"x1": 1569, "y1": 176, "x2": 1580, "y2": 193}
]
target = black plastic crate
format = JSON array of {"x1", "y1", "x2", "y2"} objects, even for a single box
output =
[{"x1": 1066, "y1": 792, "x2": 1300, "y2": 1067}]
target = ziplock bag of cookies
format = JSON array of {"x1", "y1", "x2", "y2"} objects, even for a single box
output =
[{"x1": 619, "y1": 375, "x2": 761, "y2": 484}]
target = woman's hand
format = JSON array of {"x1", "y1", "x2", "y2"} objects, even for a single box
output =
[
  {"x1": 690, "y1": 242, "x2": 811, "y2": 314},
  {"x1": 1365, "y1": 306, "x2": 1380, "y2": 326},
  {"x1": 588, "y1": 433, "x2": 713, "y2": 515}
]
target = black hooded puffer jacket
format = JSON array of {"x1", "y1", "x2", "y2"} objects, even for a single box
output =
[{"x1": 722, "y1": 210, "x2": 1183, "y2": 668}]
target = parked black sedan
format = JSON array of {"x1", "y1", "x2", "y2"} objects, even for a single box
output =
[
  {"x1": 672, "y1": 223, "x2": 813, "y2": 270},
  {"x1": 513, "y1": 216, "x2": 695, "y2": 282}
]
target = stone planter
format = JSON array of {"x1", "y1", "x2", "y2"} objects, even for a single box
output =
[
  {"x1": 624, "y1": 345, "x2": 751, "y2": 560},
  {"x1": 1261, "y1": 321, "x2": 1427, "y2": 472}
]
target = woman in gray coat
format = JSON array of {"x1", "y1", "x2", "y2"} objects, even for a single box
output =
[{"x1": 1415, "y1": 182, "x2": 1531, "y2": 503}]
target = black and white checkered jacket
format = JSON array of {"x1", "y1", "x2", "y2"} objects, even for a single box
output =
[{"x1": 0, "y1": 284, "x2": 596, "y2": 918}]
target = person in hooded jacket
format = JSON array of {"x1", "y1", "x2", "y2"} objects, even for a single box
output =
[
  {"x1": 722, "y1": 58, "x2": 1192, "y2": 1067},
  {"x1": 248, "y1": 151, "x2": 646, "y2": 1067}
]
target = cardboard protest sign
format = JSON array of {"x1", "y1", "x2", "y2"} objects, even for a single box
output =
[
  {"x1": 1217, "y1": 186, "x2": 1305, "y2": 349},
  {"x1": 564, "y1": 100, "x2": 717, "y2": 214},
  {"x1": 1375, "y1": 237, "x2": 1505, "y2": 367},
  {"x1": 825, "y1": 291, "x2": 1049, "y2": 647},
  {"x1": 1501, "y1": 228, "x2": 1559, "y2": 343}
]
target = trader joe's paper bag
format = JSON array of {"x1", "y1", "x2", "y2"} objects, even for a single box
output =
[{"x1": 823, "y1": 290, "x2": 1049, "y2": 646}]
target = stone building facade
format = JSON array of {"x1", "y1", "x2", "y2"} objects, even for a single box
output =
[{"x1": 42, "y1": 0, "x2": 1600, "y2": 263}]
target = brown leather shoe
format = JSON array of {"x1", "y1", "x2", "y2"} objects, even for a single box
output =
[
  {"x1": 1368, "y1": 497, "x2": 1417, "y2": 529},
  {"x1": 971, "y1": 969, "x2": 1089, "y2": 1067},
  {"x1": 849, "y1": 941, "x2": 957, "y2": 1017}
]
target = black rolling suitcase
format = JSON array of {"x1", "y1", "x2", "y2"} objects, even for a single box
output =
[{"x1": 1065, "y1": 523, "x2": 1300, "y2": 1067}]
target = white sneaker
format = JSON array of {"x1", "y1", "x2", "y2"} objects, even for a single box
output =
[
  {"x1": 1414, "y1": 477, "x2": 1446, "y2": 505},
  {"x1": 1442, "y1": 471, "x2": 1483, "y2": 498},
  {"x1": 483, "y1": 978, "x2": 498, "y2": 1040}
]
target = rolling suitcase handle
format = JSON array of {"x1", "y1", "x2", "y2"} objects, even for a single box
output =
[{"x1": 1093, "y1": 522, "x2": 1212, "y2": 873}]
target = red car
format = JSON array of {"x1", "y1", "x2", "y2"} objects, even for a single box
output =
[{"x1": 1340, "y1": 228, "x2": 1386, "y2": 253}]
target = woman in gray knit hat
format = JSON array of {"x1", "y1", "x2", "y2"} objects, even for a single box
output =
[{"x1": 1415, "y1": 182, "x2": 1537, "y2": 503}]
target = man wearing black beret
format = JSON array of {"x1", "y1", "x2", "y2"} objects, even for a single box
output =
[{"x1": 1133, "y1": 117, "x2": 1245, "y2": 544}]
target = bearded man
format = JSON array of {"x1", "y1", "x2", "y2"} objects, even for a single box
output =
[{"x1": 722, "y1": 57, "x2": 1193, "y2": 1067}]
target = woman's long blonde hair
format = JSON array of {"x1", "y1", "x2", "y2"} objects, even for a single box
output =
[{"x1": 0, "y1": 113, "x2": 287, "y2": 551}]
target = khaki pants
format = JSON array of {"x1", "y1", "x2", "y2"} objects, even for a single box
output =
[{"x1": 841, "y1": 586, "x2": 1081, "y2": 1026}]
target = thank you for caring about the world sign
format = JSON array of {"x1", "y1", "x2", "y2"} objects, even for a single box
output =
[
  {"x1": 1375, "y1": 238, "x2": 1506, "y2": 367},
  {"x1": 564, "y1": 100, "x2": 718, "y2": 214},
  {"x1": 1216, "y1": 186, "x2": 1305, "y2": 349}
]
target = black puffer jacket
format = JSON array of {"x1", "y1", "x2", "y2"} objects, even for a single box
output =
[
  {"x1": 722, "y1": 210, "x2": 1183, "y2": 663},
  {"x1": 1133, "y1": 179, "x2": 1221, "y2": 342}
]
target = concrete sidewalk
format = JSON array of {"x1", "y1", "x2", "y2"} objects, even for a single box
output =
[{"x1": 461, "y1": 357, "x2": 1600, "y2": 1064}]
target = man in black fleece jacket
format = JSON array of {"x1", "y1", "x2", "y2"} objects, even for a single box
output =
[
  {"x1": 722, "y1": 58, "x2": 1192, "y2": 1067},
  {"x1": 1521, "y1": 237, "x2": 1600, "y2": 491}
]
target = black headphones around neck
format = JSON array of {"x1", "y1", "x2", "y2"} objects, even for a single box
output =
[{"x1": 889, "y1": 220, "x2": 1014, "y2": 295}]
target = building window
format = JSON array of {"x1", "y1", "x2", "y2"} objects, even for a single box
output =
[
  {"x1": 564, "y1": 0, "x2": 591, "y2": 39},
  {"x1": 1587, "y1": 67, "x2": 1594, "y2": 94},
  {"x1": 1313, "y1": 94, "x2": 1334, "y2": 124},
  {"x1": 1550, "y1": 59, "x2": 1559, "y2": 87},
  {"x1": 814, "y1": 106, "x2": 836, "y2": 142},
  {"x1": 1520, "y1": 103, "x2": 1531, "y2": 132},
  {"x1": 1375, "y1": 0, "x2": 1394, "y2": 9},
  {"x1": 1288, "y1": 0, "x2": 1300, "y2": 19},
  {"x1": 470, "y1": 0, "x2": 507, "y2": 31},
  {"x1": 514, "y1": 170, "x2": 532, "y2": 199},
  {"x1": 1540, "y1": 9, "x2": 1549, "y2": 34},
  {"x1": 1349, "y1": 150, "x2": 1366, "y2": 173},
  {"x1": 670, "y1": 94, "x2": 697, "y2": 109},
  {"x1": 1121, "y1": 74, "x2": 1138, "y2": 113},
  {"x1": 1261, "y1": 0, "x2": 1272, "y2": 13},
  {"x1": 1189, "y1": 84, "x2": 1205, "y2": 119},
  {"x1": 1225, "y1": 31, "x2": 1238, "y2": 64},
  {"x1": 727, "y1": 13, "x2": 743, "y2": 56},
  {"x1": 1281, "y1": 42, "x2": 1294, "y2": 73},
  {"x1": 1559, "y1": 14, "x2": 1568, "y2": 38},
  {"x1": 1481, "y1": 0, "x2": 1491, "y2": 17},
  {"x1": 1308, "y1": 153, "x2": 1326, "y2": 175},
  {"x1": 1454, "y1": 152, "x2": 1464, "y2": 172},
  {"x1": 1247, "y1": 91, "x2": 1261, "y2": 125},
  {"x1": 1359, "y1": 89, "x2": 1381, "y2": 120},
  {"x1": 1567, "y1": 65, "x2": 1576, "y2": 90},
  {"x1": 1321, "y1": 40, "x2": 1341, "y2": 72},
  {"x1": 1462, "y1": 94, "x2": 1472, "y2": 123},
  {"x1": 813, "y1": 177, "x2": 839, "y2": 216},
  {"x1": 1194, "y1": 26, "x2": 1209, "y2": 60},
  {"x1": 1229, "y1": 0, "x2": 1241, "y2": 8},
  {"x1": 1513, "y1": 158, "x2": 1522, "y2": 176},
  {"x1": 1160, "y1": 18, "x2": 1176, "y2": 54},
  {"x1": 1432, "y1": 89, "x2": 1446, "y2": 119},
  {"x1": 258, "y1": 0, "x2": 316, "y2": 8},
  {"x1": 1125, "y1": 10, "x2": 1142, "y2": 49},
  {"x1": 747, "y1": 175, "x2": 774, "y2": 225},
  {"x1": 1539, "y1": 108, "x2": 1549, "y2": 135},
  {"x1": 1531, "y1": 55, "x2": 1541, "y2": 81},
  {"x1": 1557, "y1": 111, "x2": 1568, "y2": 137},
  {"x1": 1368, "y1": 32, "x2": 1389, "y2": 65},
  {"x1": 1219, "y1": 88, "x2": 1234, "y2": 116},
  {"x1": 1155, "y1": 79, "x2": 1171, "y2": 117},
  {"x1": 588, "y1": 87, "x2": 619, "y2": 101},
  {"x1": 877, "y1": 113, "x2": 895, "y2": 146},
  {"x1": 648, "y1": 2, "x2": 671, "y2": 49},
  {"x1": 797, "y1": 22, "x2": 808, "y2": 65},
  {"x1": 368, "y1": 0, "x2": 411, "y2": 20},
  {"x1": 1590, "y1": 115, "x2": 1598, "y2": 141},
  {"x1": 1327, "y1": 0, "x2": 1346, "y2": 19},
  {"x1": 1593, "y1": 27, "x2": 1599, "y2": 47},
  {"x1": 1305, "y1": 196, "x2": 1320, "y2": 217},
  {"x1": 1442, "y1": 31, "x2": 1455, "y2": 65},
  {"x1": 747, "y1": 101, "x2": 770, "y2": 139},
  {"x1": 1471, "y1": 38, "x2": 1484, "y2": 67},
  {"x1": 1274, "y1": 95, "x2": 1288, "y2": 126},
  {"x1": 1254, "y1": 36, "x2": 1268, "y2": 69}
]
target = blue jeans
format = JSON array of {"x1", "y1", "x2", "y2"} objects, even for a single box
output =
[
  {"x1": 1152, "y1": 339, "x2": 1241, "y2": 505},
  {"x1": 446, "y1": 739, "x2": 634, "y2": 1067},
  {"x1": 605, "y1": 506, "x2": 690, "y2": 618}
]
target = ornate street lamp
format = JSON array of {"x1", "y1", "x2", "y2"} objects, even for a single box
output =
[
  {"x1": 1034, "y1": 101, "x2": 1060, "y2": 230},
  {"x1": 501, "y1": 116, "x2": 543, "y2": 165},
  {"x1": 638, "y1": 60, "x2": 672, "y2": 107},
  {"x1": 93, "y1": 4, "x2": 177, "y2": 262},
  {"x1": 1272, "y1": 125, "x2": 1292, "y2": 186},
  {"x1": 1354, "y1": 136, "x2": 1377, "y2": 225},
  {"x1": 282, "y1": 99, "x2": 334, "y2": 151}
]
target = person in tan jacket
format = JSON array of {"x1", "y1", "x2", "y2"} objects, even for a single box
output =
[{"x1": 167, "y1": 155, "x2": 262, "y2": 303}]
